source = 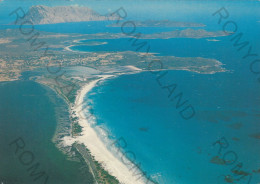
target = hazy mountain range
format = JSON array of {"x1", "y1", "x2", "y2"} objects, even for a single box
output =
[{"x1": 16, "y1": 5, "x2": 117, "y2": 25}]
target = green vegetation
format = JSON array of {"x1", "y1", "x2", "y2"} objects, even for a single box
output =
[
  {"x1": 36, "y1": 75, "x2": 85, "y2": 104},
  {"x1": 72, "y1": 122, "x2": 82, "y2": 136},
  {"x1": 72, "y1": 144, "x2": 120, "y2": 184},
  {"x1": 94, "y1": 160, "x2": 119, "y2": 184}
]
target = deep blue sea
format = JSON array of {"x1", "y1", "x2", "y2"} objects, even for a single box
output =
[
  {"x1": 86, "y1": 70, "x2": 260, "y2": 184},
  {"x1": 76, "y1": 16, "x2": 260, "y2": 184},
  {"x1": 37, "y1": 11, "x2": 260, "y2": 184}
]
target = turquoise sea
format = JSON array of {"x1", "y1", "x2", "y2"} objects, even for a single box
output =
[
  {"x1": 0, "y1": 1, "x2": 260, "y2": 184},
  {"x1": 86, "y1": 70, "x2": 260, "y2": 183},
  {"x1": 74, "y1": 7, "x2": 260, "y2": 183}
]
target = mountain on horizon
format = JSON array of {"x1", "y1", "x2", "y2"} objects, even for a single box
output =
[{"x1": 15, "y1": 5, "x2": 117, "y2": 25}]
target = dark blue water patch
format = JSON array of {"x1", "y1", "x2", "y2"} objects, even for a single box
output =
[
  {"x1": 70, "y1": 37, "x2": 228, "y2": 57},
  {"x1": 70, "y1": 33, "x2": 260, "y2": 83},
  {"x1": 0, "y1": 81, "x2": 94, "y2": 184}
]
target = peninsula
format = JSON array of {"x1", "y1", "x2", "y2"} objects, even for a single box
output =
[{"x1": 108, "y1": 20, "x2": 205, "y2": 27}]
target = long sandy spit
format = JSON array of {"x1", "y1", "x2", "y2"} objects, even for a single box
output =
[{"x1": 63, "y1": 75, "x2": 147, "y2": 184}]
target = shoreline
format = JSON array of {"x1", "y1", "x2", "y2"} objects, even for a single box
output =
[
  {"x1": 64, "y1": 38, "x2": 159, "y2": 55},
  {"x1": 64, "y1": 41, "x2": 108, "y2": 53},
  {"x1": 63, "y1": 74, "x2": 150, "y2": 184}
]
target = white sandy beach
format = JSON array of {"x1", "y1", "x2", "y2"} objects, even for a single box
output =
[
  {"x1": 64, "y1": 45, "x2": 75, "y2": 52},
  {"x1": 124, "y1": 65, "x2": 142, "y2": 71},
  {"x1": 64, "y1": 39, "x2": 107, "y2": 53},
  {"x1": 63, "y1": 75, "x2": 149, "y2": 184}
]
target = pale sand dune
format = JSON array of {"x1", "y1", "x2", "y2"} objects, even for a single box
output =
[
  {"x1": 64, "y1": 45, "x2": 75, "y2": 52},
  {"x1": 63, "y1": 75, "x2": 149, "y2": 184},
  {"x1": 0, "y1": 38, "x2": 11, "y2": 44},
  {"x1": 124, "y1": 65, "x2": 142, "y2": 71}
]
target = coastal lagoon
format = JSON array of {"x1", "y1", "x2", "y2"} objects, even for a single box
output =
[{"x1": 0, "y1": 81, "x2": 94, "y2": 184}]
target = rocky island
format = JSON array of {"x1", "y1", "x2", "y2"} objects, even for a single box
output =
[{"x1": 15, "y1": 5, "x2": 117, "y2": 25}]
